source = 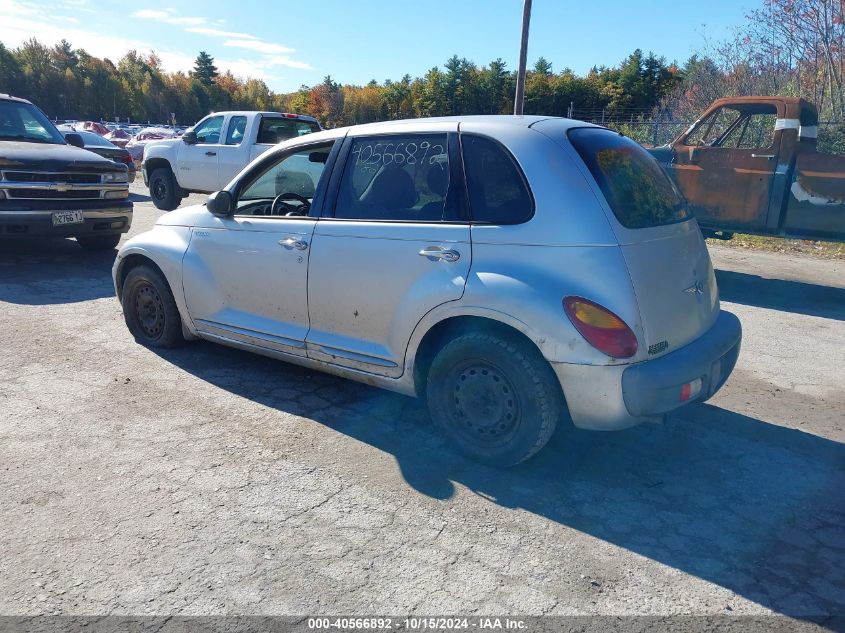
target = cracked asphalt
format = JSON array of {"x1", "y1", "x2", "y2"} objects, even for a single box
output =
[{"x1": 0, "y1": 185, "x2": 843, "y2": 623}]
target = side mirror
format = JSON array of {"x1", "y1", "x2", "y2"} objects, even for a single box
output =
[
  {"x1": 65, "y1": 133, "x2": 84, "y2": 148},
  {"x1": 206, "y1": 190, "x2": 233, "y2": 216},
  {"x1": 182, "y1": 130, "x2": 197, "y2": 145}
]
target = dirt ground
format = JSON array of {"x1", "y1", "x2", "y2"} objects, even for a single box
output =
[{"x1": 1, "y1": 187, "x2": 843, "y2": 626}]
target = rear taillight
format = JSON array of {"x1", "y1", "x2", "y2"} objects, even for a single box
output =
[
  {"x1": 563, "y1": 296, "x2": 638, "y2": 359},
  {"x1": 121, "y1": 153, "x2": 133, "y2": 165}
]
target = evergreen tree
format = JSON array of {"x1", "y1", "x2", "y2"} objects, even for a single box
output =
[{"x1": 192, "y1": 51, "x2": 218, "y2": 86}]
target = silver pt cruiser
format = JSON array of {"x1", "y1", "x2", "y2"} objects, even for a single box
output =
[{"x1": 113, "y1": 116, "x2": 742, "y2": 466}]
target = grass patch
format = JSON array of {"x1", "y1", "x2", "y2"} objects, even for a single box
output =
[{"x1": 707, "y1": 233, "x2": 845, "y2": 260}]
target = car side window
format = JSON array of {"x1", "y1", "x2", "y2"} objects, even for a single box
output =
[
  {"x1": 461, "y1": 135, "x2": 533, "y2": 224},
  {"x1": 719, "y1": 107, "x2": 777, "y2": 149},
  {"x1": 193, "y1": 115, "x2": 224, "y2": 145},
  {"x1": 334, "y1": 134, "x2": 450, "y2": 221},
  {"x1": 684, "y1": 107, "x2": 740, "y2": 147},
  {"x1": 234, "y1": 141, "x2": 335, "y2": 217},
  {"x1": 225, "y1": 116, "x2": 247, "y2": 145}
]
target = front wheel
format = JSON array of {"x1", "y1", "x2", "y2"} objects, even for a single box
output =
[
  {"x1": 149, "y1": 167, "x2": 180, "y2": 211},
  {"x1": 121, "y1": 265, "x2": 185, "y2": 348},
  {"x1": 77, "y1": 234, "x2": 121, "y2": 251},
  {"x1": 426, "y1": 331, "x2": 563, "y2": 467}
]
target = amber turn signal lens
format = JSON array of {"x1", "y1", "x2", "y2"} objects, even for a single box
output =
[{"x1": 563, "y1": 296, "x2": 638, "y2": 359}]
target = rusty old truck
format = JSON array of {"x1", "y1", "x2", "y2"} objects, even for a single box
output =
[{"x1": 648, "y1": 96, "x2": 845, "y2": 242}]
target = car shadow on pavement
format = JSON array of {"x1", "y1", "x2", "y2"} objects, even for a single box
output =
[
  {"x1": 0, "y1": 239, "x2": 117, "y2": 304},
  {"x1": 129, "y1": 192, "x2": 152, "y2": 203},
  {"x1": 156, "y1": 341, "x2": 845, "y2": 620},
  {"x1": 716, "y1": 269, "x2": 845, "y2": 321}
]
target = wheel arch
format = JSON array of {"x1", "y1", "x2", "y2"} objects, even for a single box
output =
[
  {"x1": 114, "y1": 234, "x2": 197, "y2": 338},
  {"x1": 115, "y1": 252, "x2": 169, "y2": 300},
  {"x1": 408, "y1": 309, "x2": 556, "y2": 397},
  {"x1": 144, "y1": 157, "x2": 174, "y2": 178}
]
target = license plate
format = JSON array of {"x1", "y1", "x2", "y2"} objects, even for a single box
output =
[{"x1": 52, "y1": 211, "x2": 85, "y2": 227}]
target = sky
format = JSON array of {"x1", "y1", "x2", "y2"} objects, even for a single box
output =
[{"x1": 0, "y1": 0, "x2": 756, "y2": 93}]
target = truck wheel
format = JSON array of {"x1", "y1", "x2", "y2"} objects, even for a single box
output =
[
  {"x1": 77, "y1": 234, "x2": 121, "y2": 251},
  {"x1": 149, "y1": 167, "x2": 180, "y2": 211},
  {"x1": 426, "y1": 331, "x2": 562, "y2": 467},
  {"x1": 121, "y1": 265, "x2": 185, "y2": 348}
]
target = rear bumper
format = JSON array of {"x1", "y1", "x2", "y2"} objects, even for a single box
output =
[
  {"x1": 552, "y1": 310, "x2": 742, "y2": 430},
  {"x1": 0, "y1": 204, "x2": 133, "y2": 239}
]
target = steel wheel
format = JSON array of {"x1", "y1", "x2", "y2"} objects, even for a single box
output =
[
  {"x1": 151, "y1": 178, "x2": 167, "y2": 200},
  {"x1": 134, "y1": 283, "x2": 165, "y2": 340},
  {"x1": 445, "y1": 359, "x2": 522, "y2": 449}
]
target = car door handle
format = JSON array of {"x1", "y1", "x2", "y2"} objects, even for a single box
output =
[
  {"x1": 419, "y1": 246, "x2": 460, "y2": 262},
  {"x1": 279, "y1": 237, "x2": 308, "y2": 251},
  {"x1": 205, "y1": 151, "x2": 217, "y2": 156},
  {"x1": 751, "y1": 154, "x2": 775, "y2": 160}
]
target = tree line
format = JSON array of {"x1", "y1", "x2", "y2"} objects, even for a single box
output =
[
  {"x1": 1, "y1": 0, "x2": 843, "y2": 130},
  {"x1": 0, "y1": 38, "x2": 681, "y2": 126}
]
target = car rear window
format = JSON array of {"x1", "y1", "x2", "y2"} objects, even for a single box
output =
[
  {"x1": 257, "y1": 118, "x2": 321, "y2": 144},
  {"x1": 568, "y1": 127, "x2": 690, "y2": 229}
]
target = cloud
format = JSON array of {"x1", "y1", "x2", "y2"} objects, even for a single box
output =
[
  {"x1": 223, "y1": 39, "x2": 295, "y2": 55},
  {"x1": 262, "y1": 56, "x2": 312, "y2": 70},
  {"x1": 131, "y1": 8, "x2": 205, "y2": 26},
  {"x1": 186, "y1": 27, "x2": 258, "y2": 40},
  {"x1": 0, "y1": 0, "x2": 313, "y2": 91}
]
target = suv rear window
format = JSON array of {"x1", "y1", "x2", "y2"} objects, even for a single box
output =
[{"x1": 568, "y1": 128, "x2": 690, "y2": 229}]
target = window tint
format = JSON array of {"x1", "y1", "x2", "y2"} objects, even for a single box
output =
[
  {"x1": 235, "y1": 142, "x2": 334, "y2": 216},
  {"x1": 461, "y1": 135, "x2": 532, "y2": 224},
  {"x1": 334, "y1": 134, "x2": 450, "y2": 221},
  {"x1": 257, "y1": 117, "x2": 321, "y2": 144},
  {"x1": 193, "y1": 115, "x2": 224, "y2": 144},
  {"x1": 569, "y1": 128, "x2": 690, "y2": 229},
  {"x1": 225, "y1": 116, "x2": 247, "y2": 145}
]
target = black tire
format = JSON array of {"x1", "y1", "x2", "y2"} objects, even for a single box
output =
[
  {"x1": 149, "y1": 167, "x2": 180, "y2": 211},
  {"x1": 121, "y1": 265, "x2": 185, "y2": 348},
  {"x1": 77, "y1": 234, "x2": 121, "y2": 251},
  {"x1": 426, "y1": 331, "x2": 563, "y2": 467}
]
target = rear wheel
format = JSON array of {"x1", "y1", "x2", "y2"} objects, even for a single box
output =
[
  {"x1": 121, "y1": 265, "x2": 185, "y2": 348},
  {"x1": 426, "y1": 331, "x2": 562, "y2": 466},
  {"x1": 77, "y1": 234, "x2": 121, "y2": 251},
  {"x1": 149, "y1": 167, "x2": 180, "y2": 211}
]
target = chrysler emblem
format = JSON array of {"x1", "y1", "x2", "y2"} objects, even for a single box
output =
[{"x1": 684, "y1": 280, "x2": 705, "y2": 296}]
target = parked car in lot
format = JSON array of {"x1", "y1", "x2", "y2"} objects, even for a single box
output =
[
  {"x1": 142, "y1": 111, "x2": 321, "y2": 211},
  {"x1": 59, "y1": 129, "x2": 136, "y2": 183},
  {"x1": 0, "y1": 94, "x2": 132, "y2": 250},
  {"x1": 649, "y1": 96, "x2": 845, "y2": 242},
  {"x1": 113, "y1": 115, "x2": 741, "y2": 465}
]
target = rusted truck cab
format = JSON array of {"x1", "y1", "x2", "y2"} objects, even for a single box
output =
[{"x1": 651, "y1": 96, "x2": 845, "y2": 242}]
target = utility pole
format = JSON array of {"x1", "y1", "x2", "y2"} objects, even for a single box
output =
[{"x1": 513, "y1": 0, "x2": 532, "y2": 116}]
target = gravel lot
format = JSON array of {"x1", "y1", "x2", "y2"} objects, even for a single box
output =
[{"x1": 1, "y1": 184, "x2": 843, "y2": 624}]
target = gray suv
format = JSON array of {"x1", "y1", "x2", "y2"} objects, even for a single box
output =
[{"x1": 113, "y1": 116, "x2": 742, "y2": 465}]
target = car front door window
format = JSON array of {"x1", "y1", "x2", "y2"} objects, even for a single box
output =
[
  {"x1": 193, "y1": 116, "x2": 224, "y2": 144},
  {"x1": 236, "y1": 143, "x2": 334, "y2": 217}
]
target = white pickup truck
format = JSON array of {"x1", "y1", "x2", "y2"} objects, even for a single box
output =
[{"x1": 142, "y1": 111, "x2": 321, "y2": 210}]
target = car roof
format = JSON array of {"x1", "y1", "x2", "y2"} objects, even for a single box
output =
[
  {"x1": 0, "y1": 94, "x2": 33, "y2": 105},
  {"x1": 345, "y1": 115, "x2": 601, "y2": 136},
  {"x1": 204, "y1": 111, "x2": 319, "y2": 122},
  {"x1": 264, "y1": 115, "x2": 604, "y2": 157}
]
